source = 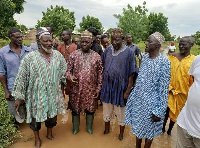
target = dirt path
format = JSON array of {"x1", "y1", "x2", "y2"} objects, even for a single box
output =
[{"x1": 11, "y1": 105, "x2": 176, "y2": 148}]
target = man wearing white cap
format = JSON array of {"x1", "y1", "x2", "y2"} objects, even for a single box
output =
[
  {"x1": 12, "y1": 30, "x2": 67, "y2": 147},
  {"x1": 28, "y1": 27, "x2": 48, "y2": 50},
  {"x1": 125, "y1": 32, "x2": 171, "y2": 148}
]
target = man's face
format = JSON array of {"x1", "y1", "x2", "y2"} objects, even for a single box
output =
[
  {"x1": 73, "y1": 38, "x2": 80, "y2": 45},
  {"x1": 126, "y1": 34, "x2": 132, "y2": 44},
  {"x1": 101, "y1": 38, "x2": 110, "y2": 48},
  {"x1": 80, "y1": 37, "x2": 92, "y2": 52},
  {"x1": 39, "y1": 35, "x2": 53, "y2": 50},
  {"x1": 111, "y1": 35, "x2": 123, "y2": 50},
  {"x1": 96, "y1": 35, "x2": 101, "y2": 44},
  {"x1": 61, "y1": 31, "x2": 71, "y2": 42},
  {"x1": 10, "y1": 32, "x2": 23, "y2": 46},
  {"x1": 145, "y1": 35, "x2": 160, "y2": 52},
  {"x1": 179, "y1": 38, "x2": 191, "y2": 54}
]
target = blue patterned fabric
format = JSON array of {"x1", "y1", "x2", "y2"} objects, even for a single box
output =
[
  {"x1": 125, "y1": 53, "x2": 171, "y2": 139},
  {"x1": 100, "y1": 45, "x2": 138, "y2": 107}
]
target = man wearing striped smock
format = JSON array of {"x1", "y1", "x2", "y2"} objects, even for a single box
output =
[{"x1": 12, "y1": 31, "x2": 67, "y2": 147}]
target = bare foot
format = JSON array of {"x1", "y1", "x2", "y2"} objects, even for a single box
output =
[
  {"x1": 118, "y1": 134, "x2": 123, "y2": 141},
  {"x1": 35, "y1": 139, "x2": 41, "y2": 147},
  {"x1": 46, "y1": 135, "x2": 54, "y2": 140}
]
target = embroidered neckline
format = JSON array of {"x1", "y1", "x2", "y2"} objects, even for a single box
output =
[
  {"x1": 79, "y1": 50, "x2": 93, "y2": 70},
  {"x1": 111, "y1": 45, "x2": 126, "y2": 56}
]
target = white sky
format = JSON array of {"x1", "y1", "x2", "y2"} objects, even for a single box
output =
[{"x1": 14, "y1": 0, "x2": 200, "y2": 37}]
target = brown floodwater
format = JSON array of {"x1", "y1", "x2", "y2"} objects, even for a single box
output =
[{"x1": 11, "y1": 104, "x2": 177, "y2": 148}]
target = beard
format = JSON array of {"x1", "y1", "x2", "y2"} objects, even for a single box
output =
[{"x1": 41, "y1": 44, "x2": 53, "y2": 54}]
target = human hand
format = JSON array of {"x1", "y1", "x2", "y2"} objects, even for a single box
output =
[
  {"x1": 152, "y1": 114, "x2": 161, "y2": 122},
  {"x1": 15, "y1": 99, "x2": 25, "y2": 115},
  {"x1": 123, "y1": 91, "x2": 130, "y2": 100},
  {"x1": 70, "y1": 75, "x2": 78, "y2": 84},
  {"x1": 93, "y1": 91, "x2": 100, "y2": 99},
  {"x1": 5, "y1": 91, "x2": 14, "y2": 101}
]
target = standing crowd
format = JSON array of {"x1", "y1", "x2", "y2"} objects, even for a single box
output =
[{"x1": 0, "y1": 26, "x2": 199, "y2": 148}]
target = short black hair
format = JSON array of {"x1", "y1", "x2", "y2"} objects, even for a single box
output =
[
  {"x1": 46, "y1": 26, "x2": 55, "y2": 33},
  {"x1": 126, "y1": 33, "x2": 132, "y2": 37},
  {"x1": 182, "y1": 36, "x2": 195, "y2": 46},
  {"x1": 8, "y1": 28, "x2": 21, "y2": 37},
  {"x1": 87, "y1": 27, "x2": 99, "y2": 36},
  {"x1": 101, "y1": 34, "x2": 107, "y2": 40},
  {"x1": 62, "y1": 30, "x2": 72, "y2": 36}
]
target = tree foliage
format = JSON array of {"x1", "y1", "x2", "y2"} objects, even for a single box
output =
[
  {"x1": 114, "y1": 1, "x2": 173, "y2": 42},
  {"x1": 36, "y1": 5, "x2": 76, "y2": 36},
  {"x1": 114, "y1": 2, "x2": 149, "y2": 43},
  {"x1": 147, "y1": 12, "x2": 173, "y2": 41},
  {"x1": 0, "y1": 0, "x2": 26, "y2": 38},
  {"x1": 79, "y1": 15, "x2": 104, "y2": 33},
  {"x1": 192, "y1": 31, "x2": 200, "y2": 45}
]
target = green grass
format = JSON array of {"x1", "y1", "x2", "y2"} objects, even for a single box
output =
[{"x1": 137, "y1": 41, "x2": 200, "y2": 55}]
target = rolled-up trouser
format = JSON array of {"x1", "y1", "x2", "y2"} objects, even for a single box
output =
[
  {"x1": 103, "y1": 103, "x2": 126, "y2": 126},
  {"x1": 176, "y1": 125, "x2": 200, "y2": 148},
  {"x1": 30, "y1": 116, "x2": 57, "y2": 131}
]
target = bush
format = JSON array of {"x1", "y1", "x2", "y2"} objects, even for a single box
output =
[
  {"x1": 0, "y1": 39, "x2": 9, "y2": 48},
  {"x1": 0, "y1": 85, "x2": 19, "y2": 148}
]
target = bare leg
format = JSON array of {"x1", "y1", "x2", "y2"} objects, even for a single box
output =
[
  {"x1": 167, "y1": 120, "x2": 175, "y2": 136},
  {"x1": 118, "y1": 125, "x2": 125, "y2": 141},
  {"x1": 46, "y1": 128, "x2": 54, "y2": 140},
  {"x1": 144, "y1": 138, "x2": 153, "y2": 148},
  {"x1": 104, "y1": 121, "x2": 110, "y2": 134},
  {"x1": 33, "y1": 130, "x2": 41, "y2": 147},
  {"x1": 136, "y1": 137, "x2": 142, "y2": 148},
  {"x1": 162, "y1": 107, "x2": 169, "y2": 133}
]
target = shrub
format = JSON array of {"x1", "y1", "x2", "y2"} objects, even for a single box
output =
[{"x1": 0, "y1": 85, "x2": 18, "y2": 148}]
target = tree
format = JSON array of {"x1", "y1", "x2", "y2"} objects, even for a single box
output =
[
  {"x1": 36, "y1": 5, "x2": 76, "y2": 36},
  {"x1": 79, "y1": 15, "x2": 104, "y2": 33},
  {"x1": 16, "y1": 24, "x2": 28, "y2": 35},
  {"x1": 0, "y1": 0, "x2": 26, "y2": 38},
  {"x1": 192, "y1": 31, "x2": 200, "y2": 45},
  {"x1": 147, "y1": 12, "x2": 172, "y2": 41},
  {"x1": 114, "y1": 2, "x2": 149, "y2": 43},
  {"x1": 17, "y1": 24, "x2": 27, "y2": 31}
]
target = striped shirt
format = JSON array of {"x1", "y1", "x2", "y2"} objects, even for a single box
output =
[{"x1": 12, "y1": 50, "x2": 67, "y2": 123}]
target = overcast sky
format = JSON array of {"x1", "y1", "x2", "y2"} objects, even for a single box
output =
[{"x1": 14, "y1": 0, "x2": 200, "y2": 37}]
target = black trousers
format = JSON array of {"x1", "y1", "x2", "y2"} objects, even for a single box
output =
[{"x1": 30, "y1": 116, "x2": 57, "y2": 131}]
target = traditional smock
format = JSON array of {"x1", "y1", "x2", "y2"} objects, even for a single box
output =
[
  {"x1": 125, "y1": 54, "x2": 171, "y2": 139},
  {"x1": 66, "y1": 49, "x2": 103, "y2": 114},
  {"x1": 168, "y1": 54, "x2": 195, "y2": 122},
  {"x1": 100, "y1": 45, "x2": 138, "y2": 107},
  {"x1": 12, "y1": 50, "x2": 67, "y2": 123}
]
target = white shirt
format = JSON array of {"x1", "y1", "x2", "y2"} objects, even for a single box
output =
[{"x1": 177, "y1": 55, "x2": 200, "y2": 139}]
